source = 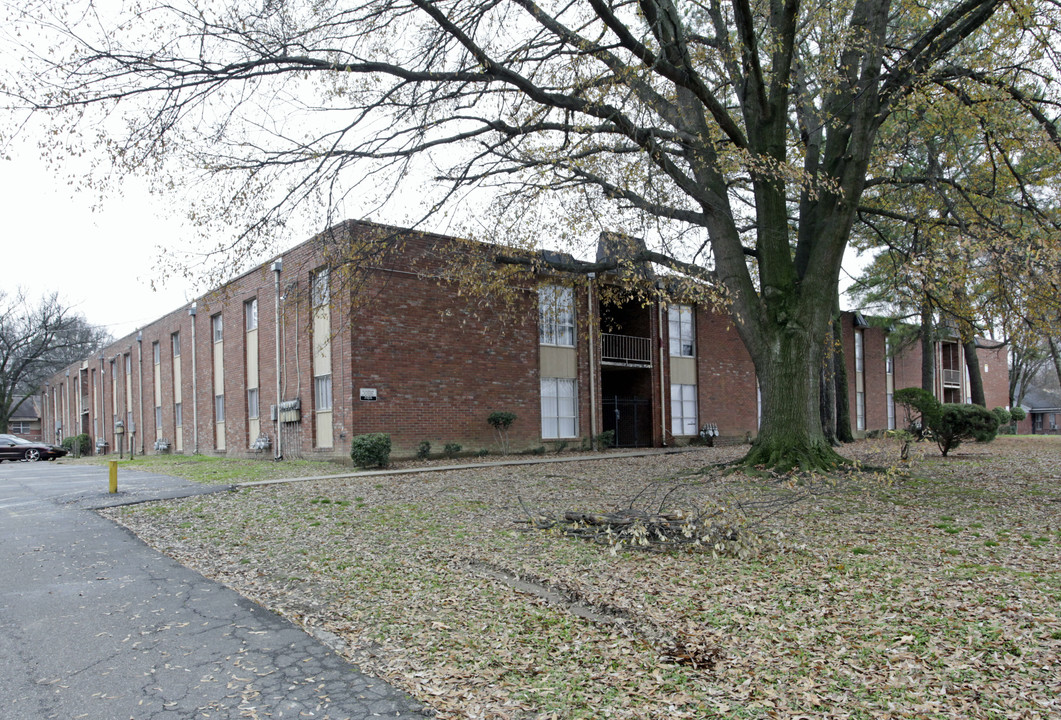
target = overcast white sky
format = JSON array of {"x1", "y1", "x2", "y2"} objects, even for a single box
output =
[{"x1": 1, "y1": 147, "x2": 289, "y2": 340}]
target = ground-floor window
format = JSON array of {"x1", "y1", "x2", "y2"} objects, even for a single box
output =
[
  {"x1": 174, "y1": 402, "x2": 182, "y2": 428},
  {"x1": 314, "y1": 374, "x2": 332, "y2": 411},
  {"x1": 541, "y1": 377, "x2": 577, "y2": 439},
  {"x1": 856, "y1": 391, "x2": 866, "y2": 431},
  {"x1": 247, "y1": 388, "x2": 260, "y2": 419},
  {"x1": 155, "y1": 406, "x2": 162, "y2": 435},
  {"x1": 886, "y1": 392, "x2": 895, "y2": 430},
  {"x1": 10, "y1": 421, "x2": 30, "y2": 434},
  {"x1": 215, "y1": 395, "x2": 225, "y2": 423},
  {"x1": 670, "y1": 383, "x2": 698, "y2": 436}
]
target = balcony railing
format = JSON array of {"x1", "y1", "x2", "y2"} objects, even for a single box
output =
[
  {"x1": 601, "y1": 333, "x2": 651, "y2": 365},
  {"x1": 942, "y1": 369, "x2": 961, "y2": 387}
]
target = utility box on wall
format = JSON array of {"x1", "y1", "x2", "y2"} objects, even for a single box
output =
[{"x1": 278, "y1": 398, "x2": 301, "y2": 423}]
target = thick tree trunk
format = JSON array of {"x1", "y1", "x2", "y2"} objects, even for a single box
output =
[
  {"x1": 964, "y1": 340, "x2": 986, "y2": 407},
  {"x1": 833, "y1": 319, "x2": 854, "y2": 443},
  {"x1": 1048, "y1": 337, "x2": 1061, "y2": 391},
  {"x1": 921, "y1": 304, "x2": 936, "y2": 394},
  {"x1": 743, "y1": 326, "x2": 847, "y2": 471},
  {"x1": 819, "y1": 318, "x2": 837, "y2": 444}
]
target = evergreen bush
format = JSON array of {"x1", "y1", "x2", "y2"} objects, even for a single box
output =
[
  {"x1": 934, "y1": 404, "x2": 999, "y2": 456},
  {"x1": 350, "y1": 433, "x2": 391, "y2": 467},
  {"x1": 60, "y1": 433, "x2": 92, "y2": 456}
]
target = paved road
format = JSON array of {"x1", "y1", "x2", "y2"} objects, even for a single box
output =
[{"x1": 0, "y1": 460, "x2": 426, "y2": 719}]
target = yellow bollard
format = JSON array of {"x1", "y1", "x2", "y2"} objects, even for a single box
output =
[{"x1": 109, "y1": 460, "x2": 118, "y2": 494}]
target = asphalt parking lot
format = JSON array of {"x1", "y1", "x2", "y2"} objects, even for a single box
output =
[{"x1": 0, "y1": 460, "x2": 426, "y2": 719}]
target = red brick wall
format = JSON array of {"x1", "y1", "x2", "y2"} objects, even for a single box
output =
[{"x1": 693, "y1": 308, "x2": 758, "y2": 439}]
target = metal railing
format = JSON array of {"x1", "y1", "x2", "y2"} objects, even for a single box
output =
[
  {"x1": 942, "y1": 369, "x2": 961, "y2": 387},
  {"x1": 601, "y1": 333, "x2": 651, "y2": 364}
]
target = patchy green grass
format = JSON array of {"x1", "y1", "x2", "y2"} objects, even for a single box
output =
[
  {"x1": 70, "y1": 452, "x2": 353, "y2": 483},
  {"x1": 105, "y1": 437, "x2": 1061, "y2": 719}
]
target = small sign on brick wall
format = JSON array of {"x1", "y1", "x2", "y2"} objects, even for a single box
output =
[{"x1": 360, "y1": 388, "x2": 378, "y2": 402}]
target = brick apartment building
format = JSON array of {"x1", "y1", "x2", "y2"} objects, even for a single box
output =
[{"x1": 39, "y1": 220, "x2": 1010, "y2": 459}]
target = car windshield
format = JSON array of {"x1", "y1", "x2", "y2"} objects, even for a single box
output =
[{"x1": 6, "y1": 436, "x2": 32, "y2": 445}]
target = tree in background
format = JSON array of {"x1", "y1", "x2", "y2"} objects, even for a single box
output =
[
  {"x1": 0, "y1": 289, "x2": 110, "y2": 433},
  {"x1": 5, "y1": 0, "x2": 1060, "y2": 470}
]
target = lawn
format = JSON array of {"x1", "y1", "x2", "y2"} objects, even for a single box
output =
[
  {"x1": 103, "y1": 436, "x2": 1061, "y2": 719},
  {"x1": 71, "y1": 451, "x2": 355, "y2": 483}
]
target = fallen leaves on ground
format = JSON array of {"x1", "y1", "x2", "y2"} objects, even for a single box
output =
[{"x1": 105, "y1": 436, "x2": 1061, "y2": 719}]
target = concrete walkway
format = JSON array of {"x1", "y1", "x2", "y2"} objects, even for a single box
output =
[
  {"x1": 238, "y1": 445, "x2": 700, "y2": 488},
  {"x1": 0, "y1": 461, "x2": 427, "y2": 720}
]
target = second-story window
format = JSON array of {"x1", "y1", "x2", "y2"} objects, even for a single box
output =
[
  {"x1": 152, "y1": 341, "x2": 160, "y2": 365},
  {"x1": 855, "y1": 330, "x2": 864, "y2": 373},
  {"x1": 668, "y1": 305, "x2": 695, "y2": 357},
  {"x1": 212, "y1": 314, "x2": 223, "y2": 342},
  {"x1": 311, "y1": 269, "x2": 330, "y2": 308},
  {"x1": 539, "y1": 285, "x2": 575, "y2": 346},
  {"x1": 245, "y1": 298, "x2": 258, "y2": 331},
  {"x1": 172, "y1": 331, "x2": 180, "y2": 357}
]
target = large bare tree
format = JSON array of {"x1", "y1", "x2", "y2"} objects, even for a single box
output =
[
  {"x1": 0, "y1": 290, "x2": 109, "y2": 433},
  {"x1": 5, "y1": 0, "x2": 1059, "y2": 468}
]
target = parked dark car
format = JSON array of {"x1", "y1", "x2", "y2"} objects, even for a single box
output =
[{"x1": 0, "y1": 434, "x2": 68, "y2": 462}]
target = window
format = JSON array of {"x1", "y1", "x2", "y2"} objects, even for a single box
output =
[
  {"x1": 215, "y1": 394, "x2": 225, "y2": 423},
  {"x1": 541, "y1": 377, "x2": 577, "y2": 439},
  {"x1": 245, "y1": 298, "x2": 258, "y2": 331},
  {"x1": 854, "y1": 330, "x2": 864, "y2": 373},
  {"x1": 155, "y1": 406, "x2": 162, "y2": 429},
  {"x1": 212, "y1": 314, "x2": 223, "y2": 343},
  {"x1": 152, "y1": 342, "x2": 160, "y2": 365},
  {"x1": 315, "y1": 374, "x2": 333, "y2": 411},
  {"x1": 125, "y1": 354, "x2": 131, "y2": 374},
  {"x1": 10, "y1": 421, "x2": 30, "y2": 434},
  {"x1": 887, "y1": 392, "x2": 895, "y2": 430},
  {"x1": 247, "y1": 388, "x2": 260, "y2": 419},
  {"x1": 856, "y1": 391, "x2": 866, "y2": 431},
  {"x1": 885, "y1": 337, "x2": 894, "y2": 375},
  {"x1": 668, "y1": 305, "x2": 695, "y2": 357},
  {"x1": 671, "y1": 384, "x2": 698, "y2": 436},
  {"x1": 538, "y1": 286, "x2": 575, "y2": 346},
  {"x1": 311, "y1": 269, "x2": 330, "y2": 307},
  {"x1": 175, "y1": 402, "x2": 183, "y2": 427},
  {"x1": 171, "y1": 332, "x2": 180, "y2": 357}
]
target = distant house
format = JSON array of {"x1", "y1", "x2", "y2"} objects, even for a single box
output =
[
  {"x1": 1018, "y1": 387, "x2": 1061, "y2": 435},
  {"x1": 9, "y1": 397, "x2": 43, "y2": 442}
]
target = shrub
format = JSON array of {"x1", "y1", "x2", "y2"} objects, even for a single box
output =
[
  {"x1": 554, "y1": 440, "x2": 569, "y2": 454},
  {"x1": 60, "y1": 433, "x2": 92, "y2": 456},
  {"x1": 475, "y1": 448, "x2": 490, "y2": 457},
  {"x1": 894, "y1": 387, "x2": 942, "y2": 440},
  {"x1": 992, "y1": 407, "x2": 1012, "y2": 427},
  {"x1": 1009, "y1": 406, "x2": 1026, "y2": 422},
  {"x1": 443, "y1": 442, "x2": 462, "y2": 458},
  {"x1": 595, "y1": 429, "x2": 616, "y2": 450},
  {"x1": 350, "y1": 433, "x2": 391, "y2": 467},
  {"x1": 487, "y1": 411, "x2": 517, "y2": 454},
  {"x1": 934, "y1": 404, "x2": 999, "y2": 456},
  {"x1": 416, "y1": 440, "x2": 431, "y2": 460}
]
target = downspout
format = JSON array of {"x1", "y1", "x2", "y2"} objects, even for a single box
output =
[
  {"x1": 99, "y1": 355, "x2": 105, "y2": 451},
  {"x1": 137, "y1": 330, "x2": 144, "y2": 454},
  {"x1": 586, "y1": 273, "x2": 598, "y2": 449},
  {"x1": 189, "y1": 303, "x2": 199, "y2": 454},
  {"x1": 658, "y1": 298, "x2": 667, "y2": 446},
  {"x1": 272, "y1": 259, "x2": 283, "y2": 460}
]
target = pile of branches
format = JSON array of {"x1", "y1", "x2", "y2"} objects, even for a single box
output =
[{"x1": 518, "y1": 482, "x2": 778, "y2": 557}]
